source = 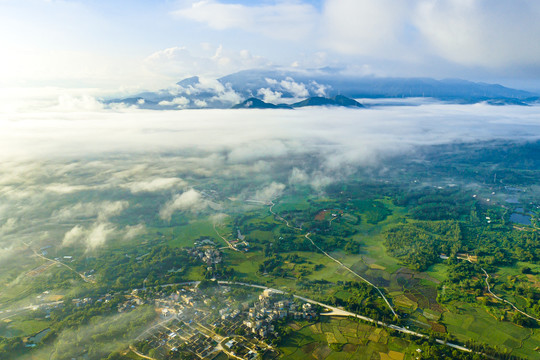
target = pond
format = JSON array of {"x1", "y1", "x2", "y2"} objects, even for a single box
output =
[
  {"x1": 28, "y1": 328, "x2": 51, "y2": 344},
  {"x1": 510, "y1": 213, "x2": 532, "y2": 226}
]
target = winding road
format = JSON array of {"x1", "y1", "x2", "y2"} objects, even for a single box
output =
[
  {"x1": 250, "y1": 199, "x2": 398, "y2": 318},
  {"x1": 480, "y1": 267, "x2": 540, "y2": 323},
  {"x1": 213, "y1": 223, "x2": 242, "y2": 252},
  {"x1": 457, "y1": 256, "x2": 540, "y2": 323}
]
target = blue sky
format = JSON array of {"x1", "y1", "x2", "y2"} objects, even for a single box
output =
[{"x1": 2, "y1": 0, "x2": 540, "y2": 95}]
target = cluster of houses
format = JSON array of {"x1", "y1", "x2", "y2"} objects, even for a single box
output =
[
  {"x1": 223, "y1": 339, "x2": 258, "y2": 360},
  {"x1": 188, "y1": 241, "x2": 223, "y2": 266},
  {"x1": 71, "y1": 297, "x2": 93, "y2": 307},
  {"x1": 241, "y1": 289, "x2": 317, "y2": 338},
  {"x1": 118, "y1": 297, "x2": 144, "y2": 313},
  {"x1": 128, "y1": 285, "x2": 315, "y2": 359}
]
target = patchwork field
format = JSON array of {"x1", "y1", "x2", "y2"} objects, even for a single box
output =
[{"x1": 278, "y1": 317, "x2": 414, "y2": 360}]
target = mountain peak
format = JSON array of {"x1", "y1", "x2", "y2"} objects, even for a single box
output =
[
  {"x1": 291, "y1": 95, "x2": 364, "y2": 108},
  {"x1": 176, "y1": 76, "x2": 200, "y2": 87},
  {"x1": 232, "y1": 98, "x2": 292, "y2": 109}
]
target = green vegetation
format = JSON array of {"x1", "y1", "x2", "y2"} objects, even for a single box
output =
[{"x1": 2, "y1": 140, "x2": 540, "y2": 359}]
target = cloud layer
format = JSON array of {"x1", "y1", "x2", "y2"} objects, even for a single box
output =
[
  {"x1": 173, "y1": 1, "x2": 318, "y2": 41},
  {"x1": 2, "y1": 104, "x2": 539, "y2": 163},
  {"x1": 174, "y1": 0, "x2": 540, "y2": 72},
  {"x1": 1, "y1": 103, "x2": 539, "y2": 254}
]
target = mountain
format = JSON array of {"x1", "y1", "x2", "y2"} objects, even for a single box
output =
[
  {"x1": 104, "y1": 68, "x2": 538, "y2": 110},
  {"x1": 291, "y1": 95, "x2": 364, "y2": 108},
  {"x1": 332, "y1": 95, "x2": 365, "y2": 107},
  {"x1": 219, "y1": 69, "x2": 536, "y2": 101},
  {"x1": 292, "y1": 97, "x2": 336, "y2": 107},
  {"x1": 232, "y1": 98, "x2": 292, "y2": 109},
  {"x1": 231, "y1": 95, "x2": 363, "y2": 109},
  {"x1": 176, "y1": 76, "x2": 200, "y2": 87}
]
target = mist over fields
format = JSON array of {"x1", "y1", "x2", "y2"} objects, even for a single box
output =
[{"x1": 1, "y1": 103, "x2": 540, "y2": 258}]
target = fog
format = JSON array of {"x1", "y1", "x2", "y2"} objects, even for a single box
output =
[
  {"x1": 2, "y1": 103, "x2": 539, "y2": 162},
  {"x1": 0, "y1": 103, "x2": 539, "y2": 254}
]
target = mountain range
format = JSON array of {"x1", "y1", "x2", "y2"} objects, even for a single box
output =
[
  {"x1": 232, "y1": 95, "x2": 365, "y2": 109},
  {"x1": 105, "y1": 68, "x2": 539, "y2": 110}
]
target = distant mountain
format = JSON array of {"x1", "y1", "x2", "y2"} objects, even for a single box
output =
[
  {"x1": 104, "y1": 67, "x2": 538, "y2": 110},
  {"x1": 220, "y1": 69, "x2": 536, "y2": 101},
  {"x1": 176, "y1": 76, "x2": 200, "y2": 87},
  {"x1": 232, "y1": 98, "x2": 292, "y2": 109},
  {"x1": 291, "y1": 97, "x2": 335, "y2": 107},
  {"x1": 332, "y1": 95, "x2": 365, "y2": 107},
  {"x1": 232, "y1": 95, "x2": 363, "y2": 109},
  {"x1": 291, "y1": 95, "x2": 364, "y2": 108}
]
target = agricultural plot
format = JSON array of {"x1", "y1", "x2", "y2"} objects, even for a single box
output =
[
  {"x1": 442, "y1": 303, "x2": 540, "y2": 358},
  {"x1": 278, "y1": 317, "x2": 413, "y2": 360}
]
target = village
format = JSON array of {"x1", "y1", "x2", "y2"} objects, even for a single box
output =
[{"x1": 130, "y1": 284, "x2": 319, "y2": 359}]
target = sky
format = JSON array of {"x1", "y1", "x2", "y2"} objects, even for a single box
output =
[{"x1": 2, "y1": 0, "x2": 540, "y2": 101}]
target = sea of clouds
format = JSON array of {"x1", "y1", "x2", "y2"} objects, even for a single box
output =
[{"x1": 0, "y1": 102, "x2": 539, "y2": 254}]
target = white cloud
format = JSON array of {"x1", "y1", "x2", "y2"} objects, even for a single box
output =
[
  {"x1": 173, "y1": 0, "x2": 318, "y2": 41},
  {"x1": 124, "y1": 177, "x2": 186, "y2": 193},
  {"x1": 279, "y1": 77, "x2": 309, "y2": 98},
  {"x1": 414, "y1": 0, "x2": 540, "y2": 67},
  {"x1": 308, "y1": 171, "x2": 336, "y2": 191},
  {"x1": 227, "y1": 139, "x2": 292, "y2": 163},
  {"x1": 158, "y1": 97, "x2": 190, "y2": 108},
  {"x1": 52, "y1": 94, "x2": 105, "y2": 112},
  {"x1": 311, "y1": 81, "x2": 328, "y2": 97},
  {"x1": 97, "y1": 201, "x2": 128, "y2": 221},
  {"x1": 63, "y1": 225, "x2": 85, "y2": 246},
  {"x1": 321, "y1": 0, "x2": 412, "y2": 58},
  {"x1": 159, "y1": 189, "x2": 209, "y2": 221},
  {"x1": 257, "y1": 88, "x2": 283, "y2": 103},
  {"x1": 62, "y1": 222, "x2": 116, "y2": 250},
  {"x1": 211, "y1": 87, "x2": 243, "y2": 105},
  {"x1": 0, "y1": 218, "x2": 17, "y2": 235},
  {"x1": 288, "y1": 167, "x2": 309, "y2": 185},
  {"x1": 194, "y1": 99, "x2": 208, "y2": 107},
  {"x1": 144, "y1": 45, "x2": 269, "y2": 79},
  {"x1": 210, "y1": 212, "x2": 228, "y2": 225},
  {"x1": 44, "y1": 183, "x2": 98, "y2": 194},
  {"x1": 320, "y1": 0, "x2": 540, "y2": 68},
  {"x1": 169, "y1": 76, "x2": 244, "y2": 105},
  {"x1": 53, "y1": 201, "x2": 128, "y2": 222},
  {"x1": 2, "y1": 103, "x2": 540, "y2": 260},
  {"x1": 254, "y1": 182, "x2": 286, "y2": 202},
  {"x1": 123, "y1": 223, "x2": 145, "y2": 240},
  {"x1": 2, "y1": 104, "x2": 540, "y2": 166},
  {"x1": 288, "y1": 168, "x2": 336, "y2": 191}
]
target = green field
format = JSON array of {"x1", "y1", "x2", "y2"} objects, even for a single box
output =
[
  {"x1": 279, "y1": 317, "x2": 413, "y2": 360},
  {"x1": 442, "y1": 302, "x2": 540, "y2": 358}
]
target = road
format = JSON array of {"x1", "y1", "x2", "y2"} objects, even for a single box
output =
[
  {"x1": 268, "y1": 201, "x2": 303, "y2": 231},
  {"x1": 213, "y1": 223, "x2": 242, "y2": 252},
  {"x1": 130, "y1": 345, "x2": 158, "y2": 360},
  {"x1": 303, "y1": 232, "x2": 398, "y2": 318},
  {"x1": 0, "y1": 301, "x2": 64, "y2": 321},
  {"x1": 24, "y1": 242, "x2": 95, "y2": 283},
  {"x1": 251, "y1": 199, "x2": 398, "y2": 318},
  {"x1": 216, "y1": 281, "x2": 472, "y2": 354},
  {"x1": 459, "y1": 256, "x2": 540, "y2": 323},
  {"x1": 480, "y1": 267, "x2": 540, "y2": 322},
  {"x1": 132, "y1": 280, "x2": 474, "y2": 355}
]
